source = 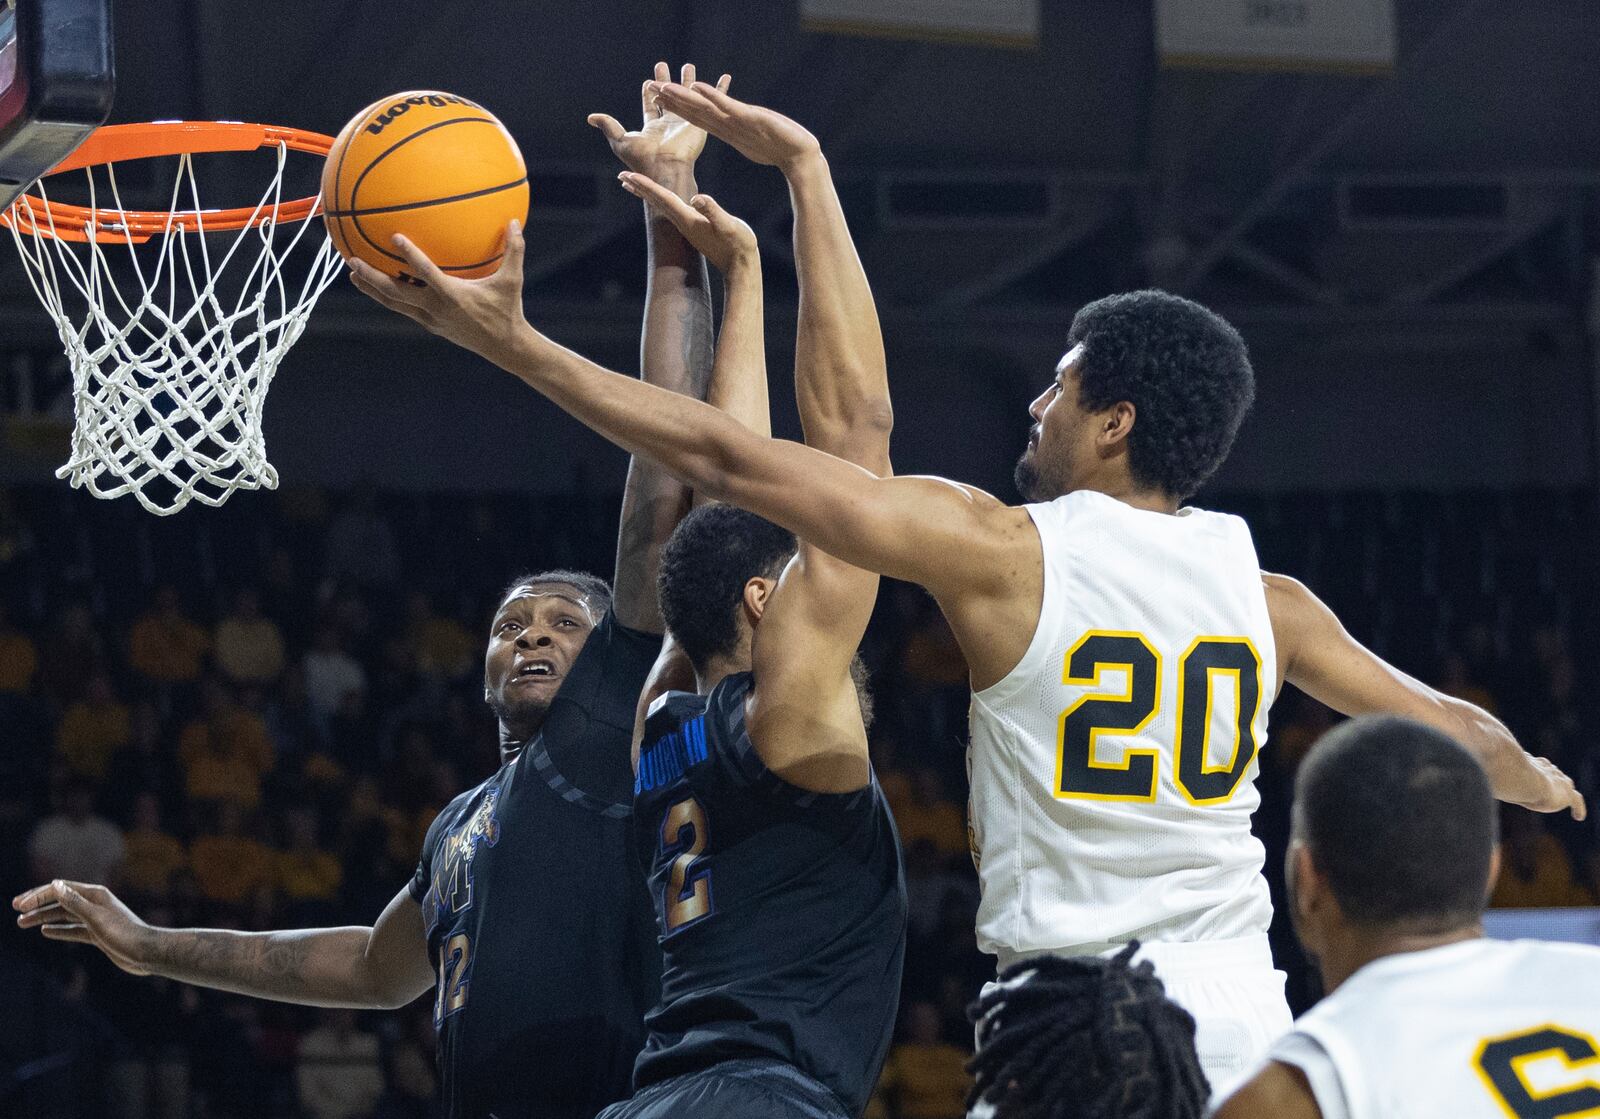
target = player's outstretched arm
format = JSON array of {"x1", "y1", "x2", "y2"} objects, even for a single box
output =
[
  {"x1": 1212, "y1": 1062, "x2": 1324, "y2": 1119},
  {"x1": 349, "y1": 232, "x2": 1031, "y2": 611},
  {"x1": 1266, "y1": 572, "x2": 1586, "y2": 819},
  {"x1": 14, "y1": 879, "x2": 435, "y2": 1010},
  {"x1": 647, "y1": 81, "x2": 892, "y2": 471},
  {"x1": 616, "y1": 171, "x2": 772, "y2": 450},
  {"x1": 589, "y1": 63, "x2": 730, "y2": 633},
  {"x1": 620, "y1": 174, "x2": 882, "y2": 792}
]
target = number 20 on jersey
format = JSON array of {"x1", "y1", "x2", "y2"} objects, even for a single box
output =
[{"x1": 1056, "y1": 631, "x2": 1262, "y2": 804}]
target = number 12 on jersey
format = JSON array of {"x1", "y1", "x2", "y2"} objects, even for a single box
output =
[{"x1": 1056, "y1": 631, "x2": 1262, "y2": 804}]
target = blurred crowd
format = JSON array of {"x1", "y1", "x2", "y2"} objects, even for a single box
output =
[{"x1": 1, "y1": 483, "x2": 1595, "y2": 1119}]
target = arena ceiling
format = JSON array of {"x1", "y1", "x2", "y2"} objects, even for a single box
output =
[{"x1": 8, "y1": 0, "x2": 1552, "y2": 329}]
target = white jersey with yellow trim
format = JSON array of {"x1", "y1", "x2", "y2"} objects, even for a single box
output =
[
  {"x1": 1269, "y1": 938, "x2": 1600, "y2": 1119},
  {"x1": 967, "y1": 489, "x2": 1277, "y2": 963}
]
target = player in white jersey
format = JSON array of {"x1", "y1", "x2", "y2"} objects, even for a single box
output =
[
  {"x1": 1215, "y1": 715, "x2": 1600, "y2": 1119},
  {"x1": 342, "y1": 79, "x2": 1586, "y2": 1101}
]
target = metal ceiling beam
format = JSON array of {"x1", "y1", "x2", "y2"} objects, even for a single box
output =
[{"x1": 1175, "y1": 0, "x2": 1496, "y2": 295}]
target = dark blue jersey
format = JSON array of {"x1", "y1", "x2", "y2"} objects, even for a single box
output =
[
  {"x1": 631, "y1": 672, "x2": 907, "y2": 1117},
  {"x1": 411, "y1": 609, "x2": 663, "y2": 1119}
]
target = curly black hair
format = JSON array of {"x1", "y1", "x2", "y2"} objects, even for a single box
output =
[
  {"x1": 658, "y1": 504, "x2": 797, "y2": 670},
  {"x1": 497, "y1": 569, "x2": 614, "y2": 619},
  {"x1": 967, "y1": 943, "x2": 1210, "y2": 1119},
  {"x1": 1296, "y1": 715, "x2": 1496, "y2": 931},
  {"x1": 1067, "y1": 290, "x2": 1254, "y2": 499}
]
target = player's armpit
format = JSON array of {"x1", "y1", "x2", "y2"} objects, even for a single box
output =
[
  {"x1": 746, "y1": 545, "x2": 877, "y2": 794},
  {"x1": 633, "y1": 636, "x2": 697, "y2": 764},
  {"x1": 1212, "y1": 1061, "x2": 1324, "y2": 1119}
]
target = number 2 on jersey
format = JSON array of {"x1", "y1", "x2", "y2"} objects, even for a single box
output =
[
  {"x1": 661, "y1": 796, "x2": 713, "y2": 934},
  {"x1": 433, "y1": 932, "x2": 471, "y2": 1025},
  {"x1": 1056, "y1": 631, "x2": 1262, "y2": 804}
]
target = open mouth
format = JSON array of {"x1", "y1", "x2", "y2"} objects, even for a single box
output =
[{"x1": 510, "y1": 659, "x2": 559, "y2": 686}]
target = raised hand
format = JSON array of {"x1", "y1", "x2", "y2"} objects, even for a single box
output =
[
  {"x1": 617, "y1": 172, "x2": 757, "y2": 275},
  {"x1": 15, "y1": 880, "x2": 155, "y2": 975},
  {"x1": 348, "y1": 225, "x2": 530, "y2": 366},
  {"x1": 588, "y1": 62, "x2": 732, "y2": 177},
  {"x1": 645, "y1": 81, "x2": 821, "y2": 174}
]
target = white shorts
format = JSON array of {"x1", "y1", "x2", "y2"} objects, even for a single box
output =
[
  {"x1": 1127, "y1": 935, "x2": 1292, "y2": 1102},
  {"x1": 975, "y1": 934, "x2": 1291, "y2": 1109}
]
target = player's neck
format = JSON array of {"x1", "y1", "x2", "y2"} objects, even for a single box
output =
[
  {"x1": 1080, "y1": 480, "x2": 1180, "y2": 515},
  {"x1": 1322, "y1": 922, "x2": 1483, "y2": 992},
  {"x1": 498, "y1": 712, "x2": 549, "y2": 764},
  {"x1": 695, "y1": 654, "x2": 749, "y2": 695}
]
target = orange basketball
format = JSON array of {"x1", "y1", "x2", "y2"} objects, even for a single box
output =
[{"x1": 321, "y1": 91, "x2": 528, "y2": 281}]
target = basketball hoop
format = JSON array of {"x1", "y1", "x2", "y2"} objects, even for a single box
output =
[{"x1": 1, "y1": 121, "x2": 343, "y2": 515}]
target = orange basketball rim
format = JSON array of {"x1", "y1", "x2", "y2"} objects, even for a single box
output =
[{"x1": 0, "y1": 120, "x2": 334, "y2": 242}]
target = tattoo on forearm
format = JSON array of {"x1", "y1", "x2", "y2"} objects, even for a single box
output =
[{"x1": 151, "y1": 929, "x2": 331, "y2": 998}]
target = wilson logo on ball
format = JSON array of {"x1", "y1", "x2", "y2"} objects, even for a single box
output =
[{"x1": 365, "y1": 93, "x2": 484, "y2": 136}]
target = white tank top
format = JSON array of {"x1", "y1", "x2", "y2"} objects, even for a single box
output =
[
  {"x1": 1270, "y1": 938, "x2": 1600, "y2": 1119},
  {"x1": 968, "y1": 490, "x2": 1276, "y2": 963}
]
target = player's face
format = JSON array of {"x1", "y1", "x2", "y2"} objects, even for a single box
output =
[
  {"x1": 1015, "y1": 345, "x2": 1098, "y2": 501},
  {"x1": 483, "y1": 583, "x2": 598, "y2": 732}
]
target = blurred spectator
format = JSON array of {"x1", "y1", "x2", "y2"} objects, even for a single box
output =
[
  {"x1": 879, "y1": 1002, "x2": 970, "y2": 1119},
  {"x1": 188, "y1": 804, "x2": 276, "y2": 909},
  {"x1": 103, "y1": 701, "x2": 186, "y2": 824},
  {"x1": 261, "y1": 663, "x2": 320, "y2": 765},
  {"x1": 406, "y1": 591, "x2": 476, "y2": 680},
  {"x1": 180, "y1": 680, "x2": 274, "y2": 811},
  {"x1": 29, "y1": 776, "x2": 125, "y2": 883},
  {"x1": 0, "y1": 600, "x2": 39, "y2": 693},
  {"x1": 121, "y1": 792, "x2": 187, "y2": 903},
  {"x1": 38, "y1": 601, "x2": 106, "y2": 707},
  {"x1": 1490, "y1": 808, "x2": 1597, "y2": 908},
  {"x1": 325, "y1": 487, "x2": 401, "y2": 592},
  {"x1": 55, "y1": 671, "x2": 132, "y2": 780},
  {"x1": 277, "y1": 806, "x2": 342, "y2": 922},
  {"x1": 377, "y1": 1008, "x2": 438, "y2": 1119},
  {"x1": 296, "y1": 1008, "x2": 385, "y2": 1119},
  {"x1": 895, "y1": 769, "x2": 969, "y2": 860},
  {"x1": 304, "y1": 624, "x2": 367, "y2": 726},
  {"x1": 213, "y1": 588, "x2": 287, "y2": 686},
  {"x1": 128, "y1": 586, "x2": 210, "y2": 688}
]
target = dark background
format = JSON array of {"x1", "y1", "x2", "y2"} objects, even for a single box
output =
[{"x1": 2, "y1": 3, "x2": 1598, "y2": 1118}]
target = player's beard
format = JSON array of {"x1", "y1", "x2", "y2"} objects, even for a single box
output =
[{"x1": 487, "y1": 687, "x2": 553, "y2": 743}]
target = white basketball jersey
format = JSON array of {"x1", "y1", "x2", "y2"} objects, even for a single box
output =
[
  {"x1": 1270, "y1": 938, "x2": 1600, "y2": 1119},
  {"x1": 968, "y1": 490, "x2": 1277, "y2": 963}
]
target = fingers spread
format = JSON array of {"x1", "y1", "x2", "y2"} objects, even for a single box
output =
[
  {"x1": 643, "y1": 73, "x2": 662, "y2": 122},
  {"x1": 349, "y1": 263, "x2": 435, "y2": 327},
  {"x1": 390, "y1": 236, "x2": 450, "y2": 290},
  {"x1": 587, "y1": 113, "x2": 626, "y2": 142},
  {"x1": 499, "y1": 219, "x2": 527, "y2": 277},
  {"x1": 716, "y1": 73, "x2": 732, "y2": 93},
  {"x1": 681, "y1": 62, "x2": 696, "y2": 87}
]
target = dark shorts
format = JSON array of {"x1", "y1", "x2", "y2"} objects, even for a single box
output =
[{"x1": 596, "y1": 1059, "x2": 851, "y2": 1119}]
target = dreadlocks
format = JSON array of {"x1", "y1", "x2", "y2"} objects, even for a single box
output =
[{"x1": 966, "y1": 943, "x2": 1210, "y2": 1119}]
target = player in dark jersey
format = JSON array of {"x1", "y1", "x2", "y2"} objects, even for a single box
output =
[
  {"x1": 598, "y1": 109, "x2": 906, "y2": 1119},
  {"x1": 14, "y1": 63, "x2": 729, "y2": 1119}
]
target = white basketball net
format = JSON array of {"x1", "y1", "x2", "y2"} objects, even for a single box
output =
[{"x1": 6, "y1": 141, "x2": 342, "y2": 515}]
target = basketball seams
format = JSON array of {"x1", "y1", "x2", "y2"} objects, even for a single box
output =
[
  {"x1": 325, "y1": 175, "x2": 529, "y2": 219},
  {"x1": 346, "y1": 182, "x2": 525, "y2": 271},
  {"x1": 348, "y1": 116, "x2": 520, "y2": 215},
  {"x1": 321, "y1": 94, "x2": 526, "y2": 278}
]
